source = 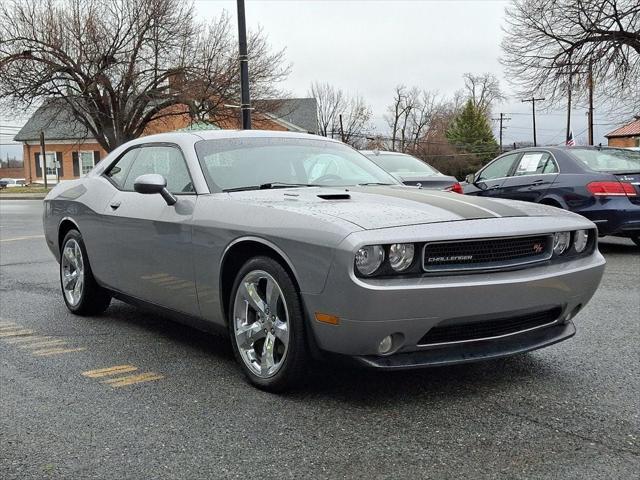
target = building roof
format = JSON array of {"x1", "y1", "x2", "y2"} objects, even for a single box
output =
[
  {"x1": 260, "y1": 98, "x2": 318, "y2": 134},
  {"x1": 14, "y1": 98, "x2": 92, "y2": 142},
  {"x1": 14, "y1": 97, "x2": 318, "y2": 142},
  {"x1": 605, "y1": 117, "x2": 640, "y2": 138}
]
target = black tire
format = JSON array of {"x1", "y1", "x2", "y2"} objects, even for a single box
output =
[
  {"x1": 632, "y1": 235, "x2": 640, "y2": 247},
  {"x1": 59, "y1": 229, "x2": 111, "y2": 315},
  {"x1": 228, "y1": 256, "x2": 308, "y2": 392}
]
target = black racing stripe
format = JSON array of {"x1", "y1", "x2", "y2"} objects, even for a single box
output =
[
  {"x1": 419, "y1": 190, "x2": 527, "y2": 217},
  {"x1": 350, "y1": 187, "x2": 498, "y2": 219}
]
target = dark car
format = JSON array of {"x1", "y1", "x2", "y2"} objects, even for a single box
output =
[
  {"x1": 362, "y1": 150, "x2": 463, "y2": 193},
  {"x1": 463, "y1": 146, "x2": 640, "y2": 245}
]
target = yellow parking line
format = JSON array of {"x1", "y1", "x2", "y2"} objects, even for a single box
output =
[
  {"x1": 0, "y1": 234, "x2": 45, "y2": 243},
  {"x1": 3, "y1": 335, "x2": 51, "y2": 344},
  {"x1": 32, "y1": 347, "x2": 86, "y2": 356},
  {"x1": 19, "y1": 339, "x2": 68, "y2": 349},
  {"x1": 82, "y1": 365, "x2": 138, "y2": 378},
  {"x1": 0, "y1": 325, "x2": 22, "y2": 331},
  {"x1": 0, "y1": 329, "x2": 35, "y2": 338},
  {"x1": 141, "y1": 273, "x2": 170, "y2": 280},
  {"x1": 0, "y1": 322, "x2": 18, "y2": 328},
  {"x1": 102, "y1": 372, "x2": 164, "y2": 388}
]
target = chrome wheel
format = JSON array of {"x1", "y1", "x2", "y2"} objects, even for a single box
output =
[
  {"x1": 61, "y1": 238, "x2": 84, "y2": 307},
  {"x1": 232, "y1": 270, "x2": 290, "y2": 378}
]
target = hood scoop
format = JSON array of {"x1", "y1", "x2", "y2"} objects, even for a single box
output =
[{"x1": 317, "y1": 193, "x2": 351, "y2": 200}]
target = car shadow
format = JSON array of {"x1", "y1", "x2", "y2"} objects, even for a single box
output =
[
  {"x1": 100, "y1": 300, "x2": 562, "y2": 403},
  {"x1": 598, "y1": 238, "x2": 640, "y2": 255}
]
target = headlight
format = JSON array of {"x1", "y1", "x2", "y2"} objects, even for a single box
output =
[
  {"x1": 355, "y1": 245, "x2": 385, "y2": 276},
  {"x1": 388, "y1": 243, "x2": 415, "y2": 271},
  {"x1": 553, "y1": 232, "x2": 571, "y2": 255},
  {"x1": 573, "y1": 230, "x2": 589, "y2": 253}
]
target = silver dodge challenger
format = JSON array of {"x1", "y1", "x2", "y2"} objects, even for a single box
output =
[{"x1": 44, "y1": 130, "x2": 605, "y2": 391}]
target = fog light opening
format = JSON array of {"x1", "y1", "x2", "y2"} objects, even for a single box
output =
[{"x1": 377, "y1": 333, "x2": 404, "y2": 355}]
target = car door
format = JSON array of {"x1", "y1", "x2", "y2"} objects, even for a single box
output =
[
  {"x1": 465, "y1": 152, "x2": 520, "y2": 197},
  {"x1": 499, "y1": 151, "x2": 560, "y2": 203},
  {"x1": 100, "y1": 144, "x2": 199, "y2": 316}
]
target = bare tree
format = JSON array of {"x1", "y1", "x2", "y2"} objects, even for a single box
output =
[
  {"x1": 501, "y1": 0, "x2": 640, "y2": 114},
  {"x1": 308, "y1": 81, "x2": 372, "y2": 146},
  {"x1": 0, "y1": 0, "x2": 290, "y2": 151},
  {"x1": 384, "y1": 86, "x2": 442, "y2": 152},
  {"x1": 462, "y1": 72, "x2": 506, "y2": 116}
]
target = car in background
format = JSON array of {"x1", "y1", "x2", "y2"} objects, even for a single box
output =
[
  {"x1": 463, "y1": 146, "x2": 640, "y2": 246},
  {"x1": 0, "y1": 178, "x2": 26, "y2": 188},
  {"x1": 361, "y1": 150, "x2": 463, "y2": 193}
]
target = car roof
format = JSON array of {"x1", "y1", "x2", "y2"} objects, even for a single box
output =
[
  {"x1": 505, "y1": 145, "x2": 629, "y2": 155},
  {"x1": 125, "y1": 129, "x2": 340, "y2": 146}
]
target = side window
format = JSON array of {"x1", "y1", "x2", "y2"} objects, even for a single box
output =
[
  {"x1": 477, "y1": 154, "x2": 518, "y2": 181},
  {"x1": 514, "y1": 152, "x2": 558, "y2": 176},
  {"x1": 122, "y1": 146, "x2": 194, "y2": 194},
  {"x1": 104, "y1": 148, "x2": 138, "y2": 188}
]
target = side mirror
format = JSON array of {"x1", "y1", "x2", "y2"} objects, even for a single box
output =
[
  {"x1": 133, "y1": 173, "x2": 177, "y2": 206},
  {"x1": 465, "y1": 173, "x2": 476, "y2": 184}
]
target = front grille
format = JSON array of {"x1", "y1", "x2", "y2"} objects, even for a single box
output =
[
  {"x1": 418, "y1": 307, "x2": 562, "y2": 345},
  {"x1": 422, "y1": 235, "x2": 552, "y2": 272}
]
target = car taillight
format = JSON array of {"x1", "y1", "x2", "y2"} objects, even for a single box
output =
[
  {"x1": 587, "y1": 181, "x2": 637, "y2": 197},
  {"x1": 446, "y1": 182, "x2": 464, "y2": 194}
]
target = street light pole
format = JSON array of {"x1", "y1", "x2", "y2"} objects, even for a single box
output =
[{"x1": 236, "y1": 0, "x2": 251, "y2": 129}]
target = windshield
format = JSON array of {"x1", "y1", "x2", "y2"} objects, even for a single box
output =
[
  {"x1": 366, "y1": 153, "x2": 441, "y2": 176},
  {"x1": 570, "y1": 148, "x2": 640, "y2": 172},
  {"x1": 195, "y1": 137, "x2": 399, "y2": 191}
]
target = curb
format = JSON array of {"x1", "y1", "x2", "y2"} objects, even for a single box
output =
[{"x1": 0, "y1": 194, "x2": 46, "y2": 200}]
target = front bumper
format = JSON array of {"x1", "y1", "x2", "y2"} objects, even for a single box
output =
[{"x1": 301, "y1": 249, "x2": 605, "y2": 366}]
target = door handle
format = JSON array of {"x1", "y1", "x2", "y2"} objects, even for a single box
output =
[
  {"x1": 531, "y1": 179, "x2": 545, "y2": 184},
  {"x1": 109, "y1": 201, "x2": 121, "y2": 210}
]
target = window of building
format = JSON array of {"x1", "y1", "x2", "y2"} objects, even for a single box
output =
[{"x1": 79, "y1": 151, "x2": 95, "y2": 175}]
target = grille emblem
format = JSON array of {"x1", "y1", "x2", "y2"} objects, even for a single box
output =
[
  {"x1": 532, "y1": 243, "x2": 545, "y2": 253},
  {"x1": 427, "y1": 255, "x2": 474, "y2": 263}
]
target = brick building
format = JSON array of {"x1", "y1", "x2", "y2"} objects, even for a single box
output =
[
  {"x1": 14, "y1": 98, "x2": 318, "y2": 184},
  {"x1": 605, "y1": 117, "x2": 640, "y2": 148}
]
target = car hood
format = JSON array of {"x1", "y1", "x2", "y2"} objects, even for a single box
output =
[{"x1": 225, "y1": 185, "x2": 571, "y2": 230}]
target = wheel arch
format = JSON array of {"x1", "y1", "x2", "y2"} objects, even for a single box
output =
[
  {"x1": 539, "y1": 196, "x2": 567, "y2": 209},
  {"x1": 58, "y1": 217, "x2": 81, "y2": 254},
  {"x1": 219, "y1": 237, "x2": 302, "y2": 324}
]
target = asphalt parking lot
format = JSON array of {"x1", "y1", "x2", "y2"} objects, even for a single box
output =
[{"x1": 1, "y1": 199, "x2": 638, "y2": 479}]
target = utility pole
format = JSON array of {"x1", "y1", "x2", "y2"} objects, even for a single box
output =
[
  {"x1": 339, "y1": 114, "x2": 345, "y2": 143},
  {"x1": 587, "y1": 59, "x2": 594, "y2": 145},
  {"x1": 39, "y1": 131, "x2": 47, "y2": 189},
  {"x1": 236, "y1": 0, "x2": 251, "y2": 129},
  {"x1": 493, "y1": 113, "x2": 511, "y2": 153},
  {"x1": 521, "y1": 97, "x2": 545, "y2": 146},
  {"x1": 566, "y1": 73, "x2": 572, "y2": 144}
]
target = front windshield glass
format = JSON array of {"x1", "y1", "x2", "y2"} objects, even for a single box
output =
[
  {"x1": 195, "y1": 137, "x2": 399, "y2": 191},
  {"x1": 366, "y1": 153, "x2": 441, "y2": 176},
  {"x1": 570, "y1": 148, "x2": 640, "y2": 172}
]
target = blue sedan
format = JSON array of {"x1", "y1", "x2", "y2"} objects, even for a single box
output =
[{"x1": 463, "y1": 147, "x2": 640, "y2": 246}]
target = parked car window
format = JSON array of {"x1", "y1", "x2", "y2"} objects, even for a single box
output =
[
  {"x1": 477, "y1": 153, "x2": 519, "y2": 181},
  {"x1": 513, "y1": 152, "x2": 558, "y2": 176},
  {"x1": 122, "y1": 146, "x2": 194, "y2": 194},
  {"x1": 366, "y1": 153, "x2": 442, "y2": 176},
  {"x1": 104, "y1": 148, "x2": 138, "y2": 188},
  {"x1": 570, "y1": 148, "x2": 640, "y2": 172},
  {"x1": 195, "y1": 137, "x2": 398, "y2": 191}
]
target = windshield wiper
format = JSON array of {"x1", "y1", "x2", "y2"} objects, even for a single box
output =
[
  {"x1": 259, "y1": 182, "x2": 319, "y2": 189},
  {"x1": 223, "y1": 182, "x2": 318, "y2": 192},
  {"x1": 357, "y1": 182, "x2": 395, "y2": 186}
]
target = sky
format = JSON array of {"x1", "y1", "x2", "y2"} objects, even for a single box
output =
[{"x1": 0, "y1": 0, "x2": 626, "y2": 160}]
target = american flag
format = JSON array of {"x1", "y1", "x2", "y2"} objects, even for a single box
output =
[{"x1": 566, "y1": 129, "x2": 576, "y2": 146}]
